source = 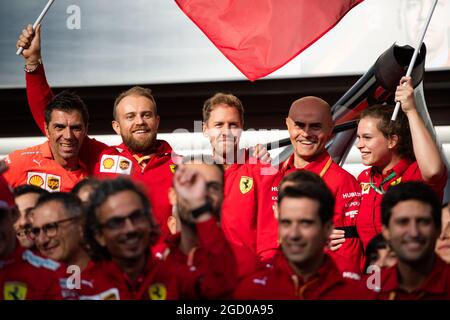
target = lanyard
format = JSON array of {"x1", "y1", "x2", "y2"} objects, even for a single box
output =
[
  {"x1": 319, "y1": 157, "x2": 333, "y2": 178},
  {"x1": 369, "y1": 171, "x2": 396, "y2": 195}
]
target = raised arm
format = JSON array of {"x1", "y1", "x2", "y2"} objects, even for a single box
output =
[
  {"x1": 173, "y1": 165, "x2": 238, "y2": 299},
  {"x1": 396, "y1": 76, "x2": 446, "y2": 183},
  {"x1": 16, "y1": 24, "x2": 53, "y2": 134}
]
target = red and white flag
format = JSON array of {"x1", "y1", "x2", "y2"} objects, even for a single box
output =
[{"x1": 176, "y1": 0, "x2": 364, "y2": 81}]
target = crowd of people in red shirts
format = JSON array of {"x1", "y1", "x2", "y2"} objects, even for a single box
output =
[{"x1": 1, "y1": 24, "x2": 449, "y2": 300}]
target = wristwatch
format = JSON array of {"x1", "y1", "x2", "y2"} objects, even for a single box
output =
[{"x1": 191, "y1": 202, "x2": 213, "y2": 218}]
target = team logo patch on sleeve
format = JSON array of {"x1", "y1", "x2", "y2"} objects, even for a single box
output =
[
  {"x1": 4, "y1": 282, "x2": 28, "y2": 300},
  {"x1": 100, "y1": 155, "x2": 119, "y2": 173},
  {"x1": 47, "y1": 175, "x2": 61, "y2": 192},
  {"x1": 116, "y1": 156, "x2": 132, "y2": 175},
  {"x1": 149, "y1": 283, "x2": 167, "y2": 300},
  {"x1": 27, "y1": 172, "x2": 61, "y2": 192},
  {"x1": 361, "y1": 182, "x2": 370, "y2": 195},
  {"x1": 239, "y1": 176, "x2": 253, "y2": 194},
  {"x1": 27, "y1": 172, "x2": 45, "y2": 188}
]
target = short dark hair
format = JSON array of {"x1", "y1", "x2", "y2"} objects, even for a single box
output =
[
  {"x1": 84, "y1": 178, "x2": 160, "y2": 261},
  {"x1": 71, "y1": 178, "x2": 101, "y2": 197},
  {"x1": 360, "y1": 104, "x2": 414, "y2": 160},
  {"x1": 113, "y1": 86, "x2": 157, "y2": 120},
  {"x1": 34, "y1": 192, "x2": 84, "y2": 219},
  {"x1": 277, "y1": 181, "x2": 334, "y2": 225},
  {"x1": 181, "y1": 154, "x2": 225, "y2": 178},
  {"x1": 278, "y1": 170, "x2": 324, "y2": 191},
  {"x1": 202, "y1": 92, "x2": 244, "y2": 124},
  {"x1": 13, "y1": 184, "x2": 49, "y2": 198},
  {"x1": 364, "y1": 233, "x2": 388, "y2": 273},
  {"x1": 45, "y1": 90, "x2": 89, "y2": 127},
  {"x1": 381, "y1": 181, "x2": 442, "y2": 229}
]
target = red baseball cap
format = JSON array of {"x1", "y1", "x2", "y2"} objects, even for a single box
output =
[{"x1": 0, "y1": 174, "x2": 14, "y2": 210}]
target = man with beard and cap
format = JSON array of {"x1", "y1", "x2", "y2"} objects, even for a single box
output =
[
  {"x1": 376, "y1": 181, "x2": 450, "y2": 300},
  {"x1": 258, "y1": 96, "x2": 363, "y2": 275},
  {"x1": 17, "y1": 25, "x2": 179, "y2": 240}
]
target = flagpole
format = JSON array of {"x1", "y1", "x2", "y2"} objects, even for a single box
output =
[
  {"x1": 391, "y1": 0, "x2": 439, "y2": 121},
  {"x1": 16, "y1": 0, "x2": 56, "y2": 55}
]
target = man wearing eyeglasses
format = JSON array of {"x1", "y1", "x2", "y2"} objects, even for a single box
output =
[
  {"x1": 30, "y1": 192, "x2": 90, "y2": 272},
  {"x1": 80, "y1": 176, "x2": 236, "y2": 300},
  {"x1": 0, "y1": 175, "x2": 63, "y2": 300}
]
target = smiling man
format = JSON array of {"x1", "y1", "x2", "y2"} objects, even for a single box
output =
[
  {"x1": 234, "y1": 180, "x2": 372, "y2": 299},
  {"x1": 30, "y1": 192, "x2": 89, "y2": 271},
  {"x1": 16, "y1": 25, "x2": 178, "y2": 239},
  {"x1": 80, "y1": 177, "x2": 236, "y2": 300},
  {"x1": 3, "y1": 91, "x2": 89, "y2": 192},
  {"x1": 261, "y1": 96, "x2": 364, "y2": 274},
  {"x1": 376, "y1": 181, "x2": 450, "y2": 300}
]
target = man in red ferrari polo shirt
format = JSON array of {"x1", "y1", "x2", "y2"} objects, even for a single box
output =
[
  {"x1": 16, "y1": 25, "x2": 177, "y2": 239},
  {"x1": 234, "y1": 180, "x2": 372, "y2": 299},
  {"x1": 376, "y1": 181, "x2": 450, "y2": 300},
  {"x1": 259, "y1": 96, "x2": 363, "y2": 273},
  {"x1": 0, "y1": 174, "x2": 63, "y2": 300}
]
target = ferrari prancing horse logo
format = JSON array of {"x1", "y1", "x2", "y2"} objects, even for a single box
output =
[{"x1": 239, "y1": 176, "x2": 253, "y2": 194}]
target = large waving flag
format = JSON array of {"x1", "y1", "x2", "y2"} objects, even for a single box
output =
[{"x1": 175, "y1": 0, "x2": 364, "y2": 81}]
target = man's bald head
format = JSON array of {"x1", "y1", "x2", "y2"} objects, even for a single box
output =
[
  {"x1": 285, "y1": 96, "x2": 334, "y2": 166},
  {"x1": 288, "y1": 97, "x2": 332, "y2": 124}
]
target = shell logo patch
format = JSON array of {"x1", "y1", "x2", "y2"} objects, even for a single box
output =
[
  {"x1": 239, "y1": 176, "x2": 253, "y2": 194},
  {"x1": 100, "y1": 155, "x2": 132, "y2": 175},
  {"x1": 361, "y1": 183, "x2": 370, "y2": 195},
  {"x1": 29, "y1": 174, "x2": 44, "y2": 187},
  {"x1": 47, "y1": 176, "x2": 60, "y2": 191},
  {"x1": 103, "y1": 157, "x2": 115, "y2": 170},
  {"x1": 4, "y1": 282, "x2": 27, "y2": 300},
  {"x1": 119, "y1": 159, "x2": 130, "y2": 170},
  {"x1": 27, "y1": 172, "x2": 61, "y2": 192},
  {"x1": 169, "y1": 164, "x2": 176, "y2": 173},
  {"x1": 390, "y1": 177, "x2": 402, "y2": 186},
  {"x1": 149, "y1": 283, "x2": 167, "y2": 300}
]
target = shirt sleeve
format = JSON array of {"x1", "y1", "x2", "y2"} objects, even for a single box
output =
[
  {"x1": 176, "y1": 218, "x2": 238, "y2": 299},
  {"x1": 2, "y1": 151, "x2": 24, "y2": 188},
  {"x1": 26, "y1": 65, "x2": 53, "y2": 135}
]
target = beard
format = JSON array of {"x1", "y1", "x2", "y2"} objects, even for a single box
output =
[
  {"x1": 121, "y1": 131, "x2": 155, "y2": 154},
  {"x1": 177, "y1": 203, "x2": 221, "y2": 228}
]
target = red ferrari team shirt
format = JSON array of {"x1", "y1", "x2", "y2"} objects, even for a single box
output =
[
  {"x1": 260, "y1": 151, "x2": 363, "y2": 273},
  {"x1": 0, "y1": 245, "x2": 63, "y2": 300},
  {"x1": 234, "y1": 251, "x2": 374, "y2": 300},
  {"x1": 78, "y1": 218, "x2": 237, "y2": 300},
  {"x1": 3, "y1": 141, "x2": 88, "y2": 192},
  {"x1": 357, "y1": 159, "x2": 448, "y2": 250},
  {"x1": 376, "y1": 255, "x2": 450, "y2": 300}
]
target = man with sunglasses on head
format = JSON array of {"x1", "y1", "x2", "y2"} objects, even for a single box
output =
[
  {"x1": 0, "y1": 175, "x2": 62, "y2": 300},
  {"x1": 80, "y1": 176, "x2": 236, "y2": 300}
]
